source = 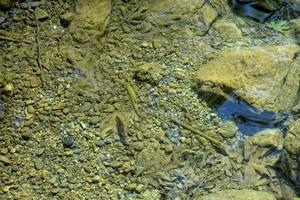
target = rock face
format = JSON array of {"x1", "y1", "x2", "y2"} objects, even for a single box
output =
[
  {"x1": 193, "y1": 45, "x2": 300, "y2": 112},
  {"x1": 194, "y1": 189, "x2": 276, "y2": 200},
  {"x1": 68, "y1": 0, "x2": 111, "y2": 43},
  {"x1": 282, "y1": 119, "x2": 300, "y2": 189}
]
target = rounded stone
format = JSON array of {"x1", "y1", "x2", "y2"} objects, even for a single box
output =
[
  {"x1": 90, "y1": 116, "x2": 101, "y2": 125},
  {"x1": 133, "y1": 142, "x2": 145, "y2": 151},
  {"x1": 63, "y1": 135, "x2": 75, "y2": 148},
  {"x1": 27, "y1": 105, "x2": 35, "y2": 114}
]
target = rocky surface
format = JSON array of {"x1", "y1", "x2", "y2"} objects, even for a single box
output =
[
  {"x1": 68, "y1": 0, "x2": 111, "y2": 43},
  {"x1": 193, "y1": 45, "x2": 300, "y2": 112},
  {"x1": 282, "y1": 119, "x2": 300, "y2": 189},
  {"x1": 0, "y1": 0, "x2": 299, "y2": 199}
]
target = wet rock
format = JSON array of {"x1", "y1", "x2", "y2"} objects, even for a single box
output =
[
  {"x1": 193, "y1": 45, "x2": 300, "y2": 112},
  {"x1": 3, "y1": 83, "x2": 14, "y2": 93},
  {"x1": 90, "y1": 116, "x2": 101, "y2": 125},
  {"x1": 0, "y1": 0, "x2": 11, "y2": 10},
  {"x1": 194, "y1": 189, "x2": 276, "y2": 200},
  {"x1": 0, "y1": 155, "x2": 11, "y2": 165},
  {"x1": 244, "y1": 128, "x2": 283, "y2": 161},
  {"x1": 219, "y1": 120, "x2": 238, "y2": 138},
  {"x1": 198, "y1": 4, "x2": 218, "y2": 26},
  {"x1": 34, "y1": 7, "x2": 49, "y2": 20},
  {"x1": 211, "y1": 19, "x2": 242, "y2": 40},
  {"x1": 27, "y1": 105, "x2": 35, "y2": 114},
  {"x1": 133, "y1": 62, "x2": 164, "y2": 85},
  {"x1": 63, "y1": 135, "x2": 75, "y2": 148},
  {"x1": 60, "y1": 12, "x2": 74, "y2": 27},
  {"x1": 282, "y1": 119, "x2": 300, "y2": 189},
  {"x1": 69, "y1": 0, "x2": 111, "y2": 43},
  {"x1": 133, "y1": 142, "x2": 144, "y2": 151}
]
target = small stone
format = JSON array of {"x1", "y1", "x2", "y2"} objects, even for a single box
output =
[
  {"x1": 64, "y1": 150, "x2": 74, "y2": 156},
  {"x1": 30, "y1": 76, "x2": 41, "y2": 88},
  {"x1": 21, "y1": 131, "x2": 31, "y2": 140},
  {"x1": 34, "y1": 159, "x2": 43, "y2": 170},
  {"x1": 161, "y1": 123, "x2": 169, "y2": 130},
  {"x1": 125, "y1": 183, "x2": 137, "y2": 191},
  {"x1": 142, "y1": 22, "x2": 152, "y2": 32},
  {"x1": 60, "y1": 12, "x2": 74, "y2": 26},
  {"x1": 51, "y1": 188, "x2": 60, "y2": 195},
  {"x1": 40, "y1": 170, "x2": 49, "y2": 179},
  {"x1": 2, "y1": 185, "x2": 10, "y2": 193},
  {"x1": 92, "y1": 175, "x2": 101, "y2": 183},
  {"x1": 0, "y1": 155, "x2": 10, "y2": 165},
  {"x1": 219, "y1": 121, "x2": 238, "y2": 138},
  {"x1": 90, "y1": 116, "x2": 101, "y2": 125},
  {"x1": 165, "y1": 144, "x2": 173, "y2": 153},
  {"x1": 27, "y1": 105, "x2": 35, "y2": 114},
  {"x1": 81, "y1": 102, "x2": 92, "y2": 112},
  {"x1": 34, "y1": 7, "x2": 49, "y2": 20},
  {"x1": 63, "y1": 135, "x2": 75, "y2": 148},
  {"x1": 133, "y1": 142, "x2": 144, "y2": 151},
  {"x1": 35, "y1": 148, "x2": 45, "y2": 157},
  {"x1": 0, "y1": 148, "x2": 8, "y2": 155},
  {"x1": 3, "y1": 83, "x2": 14, "y2": 93}
]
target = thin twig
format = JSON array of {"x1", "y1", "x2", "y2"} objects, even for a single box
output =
[
  {"x1": 35, "y1": 13, "x2": 45, "y2": 88},
  {"x1": 171, "y1": 118, "x2": 228, "y2": 152}
]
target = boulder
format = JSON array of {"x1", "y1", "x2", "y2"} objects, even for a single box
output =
[
  {"x1": 193, "y1": 45, "x2": 300, "y2": 112},
  {"x1": 194, "y1": 189, "x2": 276, "y2": 200},
  {"x1": 282, "y1": 119, "x2": 300, "y2": 189},
  {"x1": 68, "y1": 0, "x2": 111, "y2": 43}
]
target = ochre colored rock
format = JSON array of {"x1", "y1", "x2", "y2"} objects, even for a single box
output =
[
  {"x1": 193, "y1": 45, "x2": 300, "y2": 112},
  {"x1": 212, "y1": 19, "x2": 242, "y2": 40},
  {"x1": 69, "y1": 0, "x2": 111, "y2": 43}
]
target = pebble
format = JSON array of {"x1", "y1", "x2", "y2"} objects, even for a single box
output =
[
  {"x1": 35, "y1": 148, "x2": 45, "y2": 157},
  {"x1": 63, "y1": 135, "x2": 75, "y2": 148},
  {"x1": 34, "y1": 159, "x2": 43, "y2": 170},
  {"x1": 34, "y1": 7, "x2": 49, "y2": 20},
  {"x1": 133, "y1": 142, "x2": 144, "y2": 151},
  {"x1": 60, "y1": 12, "x2": 74, "y2": 26},
  {"x1": 0, "y1": 155, "x2": 11, "y2": 165},
  {"x1": 27, "y1": 105, "x2": 35, "y2": 114},
  {"x1": 51, "y1": 188, "x2": 60, "y2": 195},
  {"x1": 3, "y1": 83, "x2": 14, "y2": 93},
  {"x1": 0, "y1": 148, "x2": 8, "y2": 155},
  {"x1": 165, "y1": 144, "x2": 173, "y2": 153},
  {"x1": 92, "y1": 175, "x2": 101, "y2": 183},
  {"x1": 81, "y1": 102, "x2": 92, "y2": 112},
  {"x1": 90, "y1": 116, "x2": 101, "y2": 125}
]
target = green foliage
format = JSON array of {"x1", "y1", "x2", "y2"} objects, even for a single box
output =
[{"x1": 266, "y1": 20, "x2": 292, "y2": 33}]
